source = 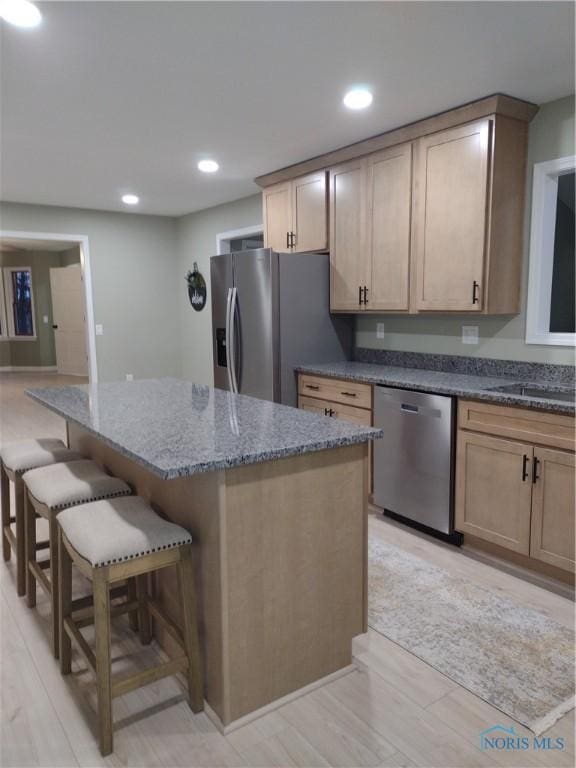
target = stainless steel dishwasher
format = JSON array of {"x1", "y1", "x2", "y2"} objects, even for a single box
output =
[{"x1": 373, "y1": 386, "x2": 460, "y2": 542}]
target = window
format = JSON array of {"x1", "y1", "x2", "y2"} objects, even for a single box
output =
[
  {"x1": 0, "y1": 266, "x2": 36, "y2": 340},
  {"x1": 216, "y1": 225, "x2": 264, "y2": 255},
  {"x1": 526, "y1": 156, "x2": 576, "y2": 346}
]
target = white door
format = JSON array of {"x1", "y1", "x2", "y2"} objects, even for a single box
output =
[{"x1": 49, "y1": 265, "x2": 88, "y2": 376}]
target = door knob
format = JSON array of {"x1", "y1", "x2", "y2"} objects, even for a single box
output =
[{"x1": 52, "y1": 324, "x2": 58, "y2": 329}]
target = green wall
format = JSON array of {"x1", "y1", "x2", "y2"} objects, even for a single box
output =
[
  {"x1": 177, "y1": 194, "x2": 262, "y2": 383},
  {"x1": 0, "y1": 204, "x2": 181, "y2": 381},
  {"x1": 356, "y1": 96, "x2": 576, "y2": 364},
  {"x1": 0, "y1": 250, "x2": 80, "y2": 369}
]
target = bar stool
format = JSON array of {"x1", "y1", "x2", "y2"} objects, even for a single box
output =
[
  {"x1": 57, "y1": 496, "x2": 203, "y2": 756},
  {"x1": 23, "y1": 459, "x2": 132, "y2": 658},
  {"x1": 0, "y1": 438, "x2": 83, "y2": 595}
]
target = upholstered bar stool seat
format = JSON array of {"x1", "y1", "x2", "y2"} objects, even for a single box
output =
[
  {"x1": 58, "y1": 496, "x2": 203, "y2": 756},
  {"x1": 24, "y1": 459, "x2": 131, "y2": 658},
  {"x1": 1, "y1": 438, "x2": 83, "y2": 596}
]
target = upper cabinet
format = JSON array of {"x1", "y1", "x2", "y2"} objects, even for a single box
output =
[
  {"x1": 330, "y1": 159, "x2": 367, "y2": 311},
  {"x1": 366, "y1": 144, "x2": 412, "y2": 311},
  {"x1": 413, "y1": 120, "x2": 490, "y2": 312},
  {"x1": 263, "y1": 171, "x2": 328, "y2": 253},
  {"x1": 257, "y1": 95, "x2": 536, "y2": 314}
]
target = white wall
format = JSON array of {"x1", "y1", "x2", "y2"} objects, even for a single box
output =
[
  {"x1": 356, "y1": 95, "x2": 576, "y2": 364},
  {"x1": 177, "y1": 195, "x2": 262, "y2": 383},
  {"x1": 0, "y1": 203, "x2": 181, "y2": 381}
]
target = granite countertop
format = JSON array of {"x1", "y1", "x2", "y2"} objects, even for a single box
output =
[
  {"x1": 296, "y1": 361, "x2": 575, "y2": 415},
  {"x1": 27, "y1": 378, "x2": 382, "y2": 479}
]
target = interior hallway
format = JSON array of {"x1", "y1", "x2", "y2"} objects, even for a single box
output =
[{"x1": 0, "y1": 372, "x2": 574, "y2": 768}]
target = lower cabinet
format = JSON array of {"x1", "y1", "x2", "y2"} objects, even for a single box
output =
[
  {"x1": 530, "y1": 448, "x2": 575, "y2": 571},
  {"x1": 456, "y1": 400, "x2": 575, "y2": 573},
  {"x1": 455, "y1": 433, "x2": 533, "y2": 554},
  {"x1": 297, "y1": 373, "x2": 373, "y2": 491}
]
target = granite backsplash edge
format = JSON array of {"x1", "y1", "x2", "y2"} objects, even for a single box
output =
[{"x1": 354, "y1": 349, "x2": 575, "y2": 386}]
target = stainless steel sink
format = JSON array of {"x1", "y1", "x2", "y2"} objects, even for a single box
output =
[{"x1": 486, "y1": 384, "x2": 575, "y2": 403}]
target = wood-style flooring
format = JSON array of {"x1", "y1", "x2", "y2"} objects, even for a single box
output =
[{"x1": 1, "y1": 372, "x2": 574, "y2": 768}]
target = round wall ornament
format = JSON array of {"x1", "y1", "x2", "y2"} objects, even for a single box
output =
[{"x1": 186, "y1": 263, "x2": 207, "y2": 311}]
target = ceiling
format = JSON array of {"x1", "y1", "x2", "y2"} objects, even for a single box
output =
[{"x1": 1, "y1": 1, "x2": 574, "y2": 217}]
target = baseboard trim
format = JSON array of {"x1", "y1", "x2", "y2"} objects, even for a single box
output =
[
  {"x1": 204, "y1": 663, "x2": 357, "y2": 734},
  {"x1": 0, "y1": 365, "x2": 58, "y2": 372}
]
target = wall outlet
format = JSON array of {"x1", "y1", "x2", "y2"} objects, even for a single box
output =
[
  {"x1": 95, "y1": 324, "x2": 104, "y2": 336},
  {"x1": 125, "y1": 374, "x2": 134, "y2": 382},
  {"x1": 376, "y1": 322, "x2": 385, "y2": 340},
  {"x1": 462, "y1": 325, "x2": 479, "y2": 345},
  {"x1": 42, "y1": 315, "x2": 49, "y2": 324}
]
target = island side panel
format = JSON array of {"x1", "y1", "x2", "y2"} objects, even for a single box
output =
[
  {"x1": 221, "y1": 442, "x2": 367, "y2": 724},
  {"x1": 66, "y1": 423, "x2": 227, "y2": 718}
]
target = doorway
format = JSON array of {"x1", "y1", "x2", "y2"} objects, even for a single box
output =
[{"x1": 0, "y1": 231, "x2": 97, "y2": 383}]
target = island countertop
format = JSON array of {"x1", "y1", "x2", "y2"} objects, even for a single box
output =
[{"x1": 27, "y1": 378, "x2": 382, "y2": 479}]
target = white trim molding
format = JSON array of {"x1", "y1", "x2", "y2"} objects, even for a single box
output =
[
  {"x1": 0, "y1": 365, "x2": 58, "y2": 373},
  {"x1": 215, "y1": 224, "x2": 263, "y2": 255},
  {"x1": 0, "y1": 230, "x2": 98, "y2": 382},
  {"x1": 525, "y1": 155, "x2": 576, "y2": 347}
]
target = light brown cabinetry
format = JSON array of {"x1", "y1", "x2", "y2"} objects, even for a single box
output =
[
  {"x1": 412, "y1": 116, "x2": 526, "y2": 314},
  {"x1": 263, "y1": 172, "x2": 328, "y2": 253},
  {"x1": 329, "y1": 159, "x2": 367, "y2": 311},
  {"x1": 330, "y1": 144, "x2": 412, "y2": 312},
  {"x1": 456, "y1": 400, "x2": 575, "y2": 574},
  {"x1": 297, "y1": 373, "x2": 373, "y2": 489}
]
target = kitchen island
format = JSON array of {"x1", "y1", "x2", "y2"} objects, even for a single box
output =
[{"x1": 27, "y1": 379, "x2": 381, "y2": 731}]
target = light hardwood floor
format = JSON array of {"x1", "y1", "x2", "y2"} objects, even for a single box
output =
[{"x1": 1, "y1": 372, "x2": 574, "y2": 768}]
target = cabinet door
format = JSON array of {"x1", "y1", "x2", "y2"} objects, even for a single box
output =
[
  {"x1": 413, "y1": 119, "x2": 491, "y2": 311},
  {"x1": 455, "y1": 432, "x2": 533, "y2": 554},
  {"x1": 329, "y1": 159, "x2": 368, "y2": 311},
  {"x1": 530, "y1": 448, "x2": 575, "y2": 572},
  {"x1": 292, "y1": 171, "x2": 328, "y2": 253},
  {"x1": 263, "y1": 182, "x2": 292, "y2": 252},
  {"x1": 366, "y1": 144, "x2": 412, "y2": 310}
]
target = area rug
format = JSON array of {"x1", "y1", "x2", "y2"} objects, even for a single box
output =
[{"x1": 368, "y1": 538, "x2": 575, "y2": 735}]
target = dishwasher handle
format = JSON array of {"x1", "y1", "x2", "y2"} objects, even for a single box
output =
[{"x1": 400, "y1": 403, "x2": 419, "y2": 414}]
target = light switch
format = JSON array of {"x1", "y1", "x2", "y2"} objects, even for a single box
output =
[
  {"x1": 42, "y1": 315, "x2": 49, "y2": 324},
  {"x1": 95, "y1": 324, "x2": 104, "y2": 336},
  {"x1": 376, "y1": 322, "x2": 385, "y2": 340},
  {"x1": 125, "y1": 374, "x2": 134, "y2": 382},
  {"x1": 462, "y1": 325, "x2": 479, "y2": 345}
]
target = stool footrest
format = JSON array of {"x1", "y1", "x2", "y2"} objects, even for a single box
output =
[
  {"x1": 112, "y1": 655, "x2": 189, "y2": 699},
  {"x1": 64, "y1": 616, "x2": 96, "y2": 673},
  {"x1": 3, "y1": 526, "x2": 16, "y2": 549},
  {"x1": 36, "y1": 540, "x2": 50, "y2": 551},
  {"x1": 71, "y1": 585, "x2": 127, "y2": 613},
  {"x1": 29, "y1": 561, "x2": 50, "y2": 594},
  {"x1": 147, "y1": 599, "x2": 184, "y2": 651},
  {"x1": 73, "y1": 599, "x2": 139, "y2": 630}
]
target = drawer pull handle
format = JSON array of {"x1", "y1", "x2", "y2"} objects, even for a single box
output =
[
  {"x1": 341, "y1": 391, "x2": 357, "y2": 397},
  {"x1": 324, "y1": 407, "x2": 335, "y2": 417},
  {"x1": 306, "y1": 384, "x2": 320, "y2": 391},
  {"x1": 532, "y1": 457, "x2": 540, "y2": 484}
]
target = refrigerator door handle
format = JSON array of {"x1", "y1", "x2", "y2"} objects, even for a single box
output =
[
  {"x1": 229, "y1": 287, "x2": 239, "y2": 393},
  {"x1": 225, "y1": 288, "x2": 234, "y2": 392}
]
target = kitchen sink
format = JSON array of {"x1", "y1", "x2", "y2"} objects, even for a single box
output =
[{"x1": 486, "y1": 383, "x2": 575, "y2": 403}]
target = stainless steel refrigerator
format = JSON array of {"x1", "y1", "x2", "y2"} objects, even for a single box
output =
[{"x1": 211, "y1": 248, "x2": 352, "y2": 405}]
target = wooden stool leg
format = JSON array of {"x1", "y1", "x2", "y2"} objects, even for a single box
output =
[
  {"x1": 14, "y1": 475, "x2": 26, "y2": 596},
  {"x1": 58, "y1": 529, "x2": 73, "y2": 675},
  {"x1": 127, "y1": 578, "x2": 139, "y2": 632},
  {"x1": 25, "y1": 492, "x2": 37, "y2": 608},
  {"x1": 177, "y1": 549, "x2": 203, "y2": 713},
  {"x1": 94, "y1": 572, "x2": 113, "y2": 756},
  {"x1": 135, "y1": 574, "x2": 152, "y2": 645},
  {"x1": 1, "y1": 462, "x2": 10, "y2": 562},
  {"x1": 49, "y1": 517, "x2": 60, "y2": 659}
]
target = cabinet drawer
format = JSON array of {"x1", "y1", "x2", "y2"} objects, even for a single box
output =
[
  {"x1": 299, "y1": 395, "x2": 372, "y2": 426},
  {"x1": 458, "y1": 399, "x2": 575, "y2": 452},
  {"x1": 298, "y1": 374, "x2": 372, "y2": 410}
]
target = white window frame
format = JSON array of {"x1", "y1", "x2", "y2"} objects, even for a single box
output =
[
  {"x1": 215, "y1": 224, "x2": 264, "y2": 255},
  {"x1": 525, "y1": 154, "x2": 576, "y2": 347},
  {"x1": 0, "y1": 265, "x2": 37, "y2": 341},
  {"x1": 0, "y1": 270, "x2": 6, "y2": 338}
]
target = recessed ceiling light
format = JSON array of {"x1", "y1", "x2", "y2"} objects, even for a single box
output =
[
  {"x1": 121, "y1": 194, "x2": 139, "y2": 206},
  {"x1": 343, "y1": 88, "x2": 373, "y2": 111},
  {"x1": 0, "y1": 0, "x2": 42, "y2": 28},
  {"x1": 198, "y1": 159, "x2": 219, "y2": 173}
]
